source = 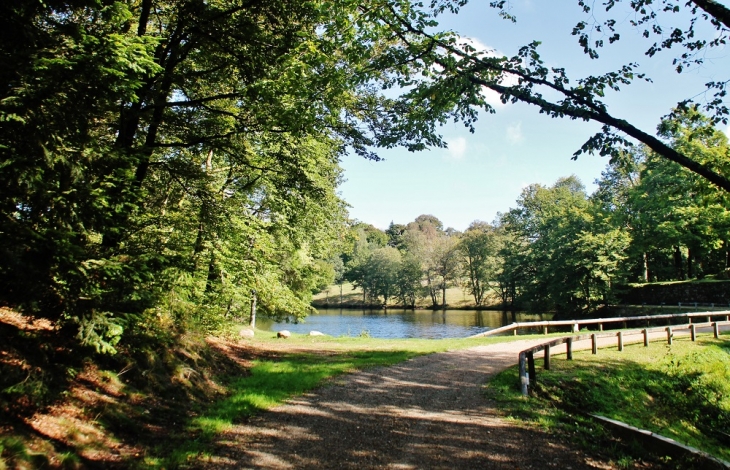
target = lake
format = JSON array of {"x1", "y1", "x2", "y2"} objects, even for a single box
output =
[{"x1": 256, "y1": 308, "x2": 551, "y2": 339}]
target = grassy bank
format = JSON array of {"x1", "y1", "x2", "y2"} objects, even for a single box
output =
[{"x1": 488, "y1": 333, "x2": 730, "y2": 466}]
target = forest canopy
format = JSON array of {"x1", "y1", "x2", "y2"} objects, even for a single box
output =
[{"x1": 1, "y1": 0, "x2": 729, "y2": 351}]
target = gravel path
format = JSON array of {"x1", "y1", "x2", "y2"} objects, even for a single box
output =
[{"x1": 203, "y1": 337, "x2": 619, "y2": 469}]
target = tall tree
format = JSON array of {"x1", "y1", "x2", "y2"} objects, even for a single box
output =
[
  {"x1": 630, "y1": 108, "x2": 730, "y2": 279},
  {"x1": 395, "y1": 253, "x2": 423, "y2": 308},
  {"x1": 458, "y1": 221, "x2": 501, "y2": 306},
  {"x1": 403, "y1": 214, "x2": 445, "y2": 307},
  {"x1": 501, "y1": 177, "x2": 596, "y2": 313},
  {"x1": 432, "y1": 233, "x2": 460, "y2": 308}
]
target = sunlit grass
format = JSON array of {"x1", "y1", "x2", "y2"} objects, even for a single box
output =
[{"x1": 488, "y1": 333, "x2": 730, "y2": 463}]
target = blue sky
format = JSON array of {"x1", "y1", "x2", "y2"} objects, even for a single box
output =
[{"x1": 338, "y1": 0, "x2": 730, "y2": 231}]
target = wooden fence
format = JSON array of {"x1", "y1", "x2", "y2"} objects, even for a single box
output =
[
  {"x1": 469, "y1": 310, "x2": 730, "y2": 338},
  {"x1": 517, "y1": 319, "x2": 729, "y2": 396}
]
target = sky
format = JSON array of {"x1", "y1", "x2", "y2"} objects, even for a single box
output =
[{"x1": 337, "y1": 0, "x2": 730, "y2": 232}]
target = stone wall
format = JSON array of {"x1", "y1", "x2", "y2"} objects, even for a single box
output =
[{"x1": 620, "y1": 280, "x2": 730, "y2": 307}]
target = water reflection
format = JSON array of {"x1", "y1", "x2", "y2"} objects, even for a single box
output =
[{"x1": 256, "y1": 308, "x2": 550, "y2": 339}]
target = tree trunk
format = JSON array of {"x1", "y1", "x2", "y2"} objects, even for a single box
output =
[
  {"x1": 674, "y1": 246, "x2": 685, "y2": 280},
  {"x1": 249, "y1": 290, "x2": 257, "y2": 328},
  {"x1": 426, "y1": 272, "x2": 438, "y2": 307},
  {"x1": 204, "y1": 251, "x2": 218, "y2": 293},
  {"x1": 687, "y1": 247, "x2": 694, "y2": 279},
  {"x1": 510, "y1": 280, "x2": 517, "y2": 312},
  {"x1": 642, "y1": 252, "x2": 649, "y2": 283}
]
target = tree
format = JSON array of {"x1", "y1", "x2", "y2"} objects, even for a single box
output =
[
  {"x1": 0, "y1": 0, "x2": 479, "y2": 348},
  {"x1": 385, "y1": 222, "x2": 407, "y2": 249},
  {"x1": 344, "y1": 227, "x2": 376, "y2": 304},
  {"x1": 403, "y1": 214, "x2": 445, "y2": 307},
  {"x1": 501, "y1": 177, "x2": 596, "y2": 313},
  {"x1": 379, "y1": 1, "x2": 730, "y2": 192},
  {"x1": 432, "y1": 233, "x2": 460, "y2": 308},
  {"x1": 629, "y1": 108, "x2": 730, "y2": 279},
  {"x1": 365, "y1": 247, "x2": 402, "y2": 306},
  {"x1": 458, "y1": 221, "x2": 501, "y2": 306},
  {"x1": 395, "y1": 254, "x2": 423, "y2": 308},
  {"x1": 495, "y1": 225, "x2": 529, "y2": 310},
  {"x1": 330, "y1": 255, "x2": 346, "y2": 305}
]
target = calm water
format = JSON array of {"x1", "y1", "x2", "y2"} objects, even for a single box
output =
[{"x1": 257, "y1": 308, "x2": 551, "y2": 339}]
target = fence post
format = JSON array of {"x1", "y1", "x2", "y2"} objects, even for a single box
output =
[
  {"x1": 690, "y1": 324, "x2": 696, "y2": 342},
  {"x1": 527, "y1": 352, "x2": 536, "y2": 386},
  {"x1": 599, "y1": 323, "x2": 603, "y2": 332},
  {"x1": 543, "y1": 326, "x2": 548, "y2": 335},
  {"x1": 567, "y1": 337, "x2": 573, "y2": 360},
  {"x1": 519, "y1": 352, "x2": 528, "y2": 396},
  {"x1": 572, "y1": 323, "x2": 579, "y2": 333},
  {"x1": 591, "y1": 334, "x2": 597, "y2": 355},
  {"x1": 714, "y1": 322, "x2": 720, "y2": 339},
  {"x1": 544, "y1": 345, "x2": 551, "y2": 370},
  {"x1": 667, "y1": 326, "x2": 673, "y2": 345},
  {"x1": 643, "y1": 329, "x2": 649, "y2": 347},
  {"x1": 618, "y1": 331, "x2": 624, "y2": 351}
]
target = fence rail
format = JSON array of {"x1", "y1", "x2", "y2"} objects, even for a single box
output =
[
  {"x1": 469, "y1": 310, "x2": 730, "y2": 338},
  {"x1": 517, "y1": 320, "x2": 729, "y2": 396}
]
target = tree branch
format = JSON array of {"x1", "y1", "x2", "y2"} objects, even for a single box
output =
[
  {"x1": 478, "y1": 79, "x2": 730, "y2": 192},
  {"x1": 690, "y1": 0, "x2": 730, "y2": 29}
]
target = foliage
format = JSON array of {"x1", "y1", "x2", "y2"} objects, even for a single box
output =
[
  {"x1": 428, "y1": 0, "x2": 730, "y2": 190},
  {"x1": 499, "y1": 177, "x2": 599, "y2": 313},
  {"x1": 458, "y1": 221, "x2": 502, "y2": 306},
  {"x1": 2, "y1": 0, "x2": 489, "y2": 349}
]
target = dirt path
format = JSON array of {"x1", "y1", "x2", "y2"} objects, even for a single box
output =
[
  {"x1": 202, "y1": 327, "x2": 729, "y2": 469},
  {"x1": 203, "y1": 337, "x2": 622, "y2": 469}
]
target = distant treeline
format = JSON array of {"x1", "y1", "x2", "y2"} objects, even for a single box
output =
[{"x1": 330, "y1": 109, "x2": 730, "y2": 315}]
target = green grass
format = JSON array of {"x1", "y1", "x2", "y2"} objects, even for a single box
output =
[
  {"x1": 0, "y1": 436, "x2": 53, "y2": 470},
  {"x1": 488, "y1": 334, "x2": 730, "y2": 465}
]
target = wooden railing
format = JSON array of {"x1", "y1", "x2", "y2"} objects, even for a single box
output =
[
  {"x1": 517, "y1": 320, "x2": 729, "y2": 396},
  {"x1": 469, "y1": 310, "x2": 730, "y2": 338}
]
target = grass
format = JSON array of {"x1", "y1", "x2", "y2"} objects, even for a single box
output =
[{"x1": 487, "y1": 333, "x2": 730, "y2": 466}]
